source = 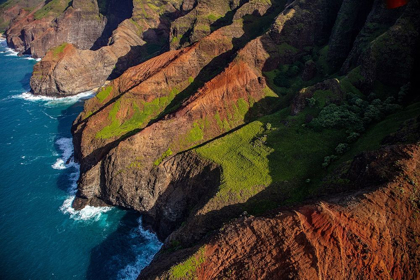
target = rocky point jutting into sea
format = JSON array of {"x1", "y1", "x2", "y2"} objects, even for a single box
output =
[{"x1": 1, "y1": 0, "x2": 420, "y2": 279}]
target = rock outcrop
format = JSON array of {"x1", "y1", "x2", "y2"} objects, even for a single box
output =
[
  {"x1": 141, "y1": 139, "x2": 420, "y2": 279},
  {"x1": 28, "y1": 0, "x2": 193, "y2": 96},
  {"x1": 30, "y1": 18, "x2": 145, "y2": 96},
  {"x1": 5, "y1": 0, "x2": 108, "y2": 57},
  {"x1": 72, "y1": 0, "x2": 419, "y2": 233},
  {"x1": 0, "y1": 0, "x2": 44, "y2": 33},
  {"x1": 4, "y1": 0, "x2": 420, "y2": 278},
  {"x1": 71, "y1": 0, "x2": 420, "y2": 278}
]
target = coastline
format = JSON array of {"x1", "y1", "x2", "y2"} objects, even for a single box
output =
[{"x1": 0, "y1": 44, "x2": 161, "y2": 279}]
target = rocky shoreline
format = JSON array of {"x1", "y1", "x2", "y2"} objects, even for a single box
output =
[{"x1": 2, "y1": 0, "x2": 420, "y2": 278}]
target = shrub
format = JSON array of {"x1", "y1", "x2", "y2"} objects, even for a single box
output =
[
  {"x1": 347, "y1": 132, "x2": 360, "y2": 142},
  {"x1": 273, "y1": 74, "x2": 290, "y2": 88},
  {"x1": 306, "y1": 97, "x2": 317, "y2": 108},
  {"x1": 311, "y1": 92, "x2": 401, "y2": 133},
  {"x1": 335, "y1": 143, "x2": 349, "y2": 154},
  {"x1": 286, "y1": 65, "x2": 300, "y2": 77}
]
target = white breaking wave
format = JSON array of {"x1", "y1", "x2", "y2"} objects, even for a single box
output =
[
  {"x1": 60, "y1": 196, "x2": 112, "y2": 221},
  {"x1": 0, "y1": 38, "x2": 40, "y2": 60},
  {"x1": 51, "y1": 137, "x2": 76, "y2": 170},
  {"x1": 22, "y1": 55, "x2": 41, "y2": 61},
  {"x1": 0, "y1": 38, "x2": 6, "y2": 48},
  {"x1": 117, "y1": 218, "x2": 163, "y2": 280},
  {"x1": 52, "y1": 137, "x2": 112, "y2": 221},
  {"x1": 4, "y1": 46, "x2": 18, "y2": 56},
  {"x1": 13, "y1": 91, "x2": 95, "y2": 106}
]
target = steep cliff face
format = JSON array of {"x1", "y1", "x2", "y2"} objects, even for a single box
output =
[
  {"x1": 141, "y1": 139, "x2": 420, "y2": 279},
  {"x1": 0, "y1": 0, "x2": 44, "y2": 33},
  {"x1": 29, "y1": 0, "x2": 195, "y2": 96},
  {"x1": 71, "y1": 14, "x2": 275, "y2": 219},
  {"x1": 72, "y1": 0, "x2": 419, "y2": 234},
  {"x1": 29, "y1": 18, "x2": 145, "y2": 96},
  {"x1": 66, "y1": 0, "x2": 420, "y2": 278},
  {"x1": 5, "y1": 0, "x2": 419, "y2": 278},
  {"x1": 4, "y1": 0, "x2": 108, "y2": 57},
  {"x1": 27, "y1": 0, "x2": 291, "y2": 96}
]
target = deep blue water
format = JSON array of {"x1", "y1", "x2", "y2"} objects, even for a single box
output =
[{"x1": 0, "y1": 39, "x2": 161, "y2": 280}]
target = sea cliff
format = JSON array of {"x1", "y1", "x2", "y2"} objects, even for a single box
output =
[{"x1": 2, "y1": 0, "x2": 420, "y2": 278}]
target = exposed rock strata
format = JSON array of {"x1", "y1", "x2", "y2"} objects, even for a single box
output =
[
  {"x1": 3, "y1": 0, "x2": 417, "y2": 278},
  {"x1": 65, "y1": 0, "x2": 420, "y2": 254},
  {"x1": 30, "y1": 19, "x2": 146, "y2": 96},
  {"x1": 141, "y1": 140, "x2": 420, "y2": 279},
  {"x1": 29, "y1": 0, "x2": 194, "y2": 96},
  {"x1": 72, "y1": 0, "x2": 322, "y2": 231},
  {"x1": 72, "y1": 0, "x2": 418, "y2": 238},
  {"x1": 5, "y1": 0, "x2": 107, "y2": 57},
  {"x1": 0, "y1": 0, "x2": 44, "y2": 33}
]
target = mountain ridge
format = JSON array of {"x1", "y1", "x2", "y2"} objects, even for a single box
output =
[{"x1": 1, "y1": 0, "x2": 420, "y2": 279}]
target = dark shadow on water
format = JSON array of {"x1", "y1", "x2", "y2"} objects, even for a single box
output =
[
  {"x1": 54, "y1": 100, "x2": 160, "y2": 280},
  {"x1": 55, "y1": 102, "x2": 85, "y2": 192},
  {"x1": 19, "y1": 72, "x2": 32, "y2": 90},
  {"x1": 86, "y1": 211, "x2": 151, "y2": 280}
]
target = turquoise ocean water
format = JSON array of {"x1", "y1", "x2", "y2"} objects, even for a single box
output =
[{"x1": 0, "y1": 39, "x2": 161, "y2": 280}]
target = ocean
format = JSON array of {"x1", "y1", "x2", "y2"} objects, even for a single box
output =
[{"x1": 0, "y1": 38, "x2": 161, "y2": 280}]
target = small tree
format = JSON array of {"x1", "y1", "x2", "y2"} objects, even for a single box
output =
[
  {"x1": 306, "y1": 97, "x2": 317, "y2": 108},
  {"x1": 335, "y1": 143, "x2": 349, "y2": 154}
]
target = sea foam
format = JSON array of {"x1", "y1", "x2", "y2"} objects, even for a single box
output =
[
  {"x1": 51, "y1": 138, "x2": 75, "y2": 170},
  {"x1": 0, "y1": 38, "x2": 40, "y2": 60},
  {"x1": 5, "y1": 47, "x2": 18, "y2": 57},
  {"x1": 22, "y1": 56, "x2": 41, "y2": 61},
  {"x1": 0, "y1": 39, "x2": 19, "y2": 57},
  {"x1": 117, "y1": 217, "x2": 162, "y2": 280},
  {"x1": 52, "y1": 137, "x2": 112, "y2": 221},
  {"x1": 13, "y1": 91, "x2": 95, "y2": 106}
]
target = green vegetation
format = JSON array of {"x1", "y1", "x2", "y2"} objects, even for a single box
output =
[
  {"x1": 170, "y1": 247, "x2": 206, "y2": 279},
  {"x1": 207, "y1": 13, "x2": 222, "y2": 21},
  {"x1": 184, "y1": 122, "x2": 204, "y2": 145},
  {"x1": 154, "y1": 148, "x2": 173, "y2": 166},
  {"x1": 83, "y1": 111, "x2": 93, "y2": 120},
  {"x1": 95, "y1": 99, "x2": 121, "y2": 139},
  {"x1": 193, "y1": 68, "x2": 417, "y2": 211},
  {"x1": 311, "y1": 92, "x2": 401, "y2": 135},
  {"x1": 96, "y1": 88, "x2": 179, "y2": 139},
  {"x1": 51, "y1": 42, "x2": 68, "y2": 59},
  {"x1": 196, "y1": 107, "x2": 343, "y2": 204},
  {"x1": 171, "y1": 35, "x2": 181, "y2": 44},
  {"x1": 317, "y1": 45, "x2": 330, "y2": 74},
  {"x1": 1, "y1": 0, "x2": 41, "y2": 31},
  {"x1": 34, "y1": 0, "x2": 71, "y2": 20},
  {"x1": 96, "y1": 85, "x2": 113, "y2": 103},
  {"x1": 196, "y1": 120, "x2": 272, "y2": 199},
  {"x1": 278, "y1": 43, "x2": 298, "y2": 56},
  {"x1": 209, "y1": 98, "x2": 258, "y2": 134},
  {"x1": 130, "y1": 18, "x2": 143, "y2": 36},
  {"x1": 335, "y1": 102, "x2": 420, "y2": 165},
  {"x1": 194, "y1": 23, "x2": 211, "y2": 33},
  {"x1": 264, "y1": 59, "x2": 308, "y2": 97}
]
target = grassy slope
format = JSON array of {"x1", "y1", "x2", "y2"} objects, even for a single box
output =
[
  {"x1": 337, "y1": 102, "x2": 420, "y2": 164},
  {"x1": 0, "y1": 0, "x2": 44, "y2": 32},
  {"x1": 195, "y1": 102, "x2": 344, "y2": 210},
  {"x1": 33, "y1": 0, "x2": 71, "y2": 20},
  {"x1": 169, "y1": 101, "x2": 420, "y2": 279},
  {"x1": 194, "y1": 72, "x2": 419, "y2": 213}
]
